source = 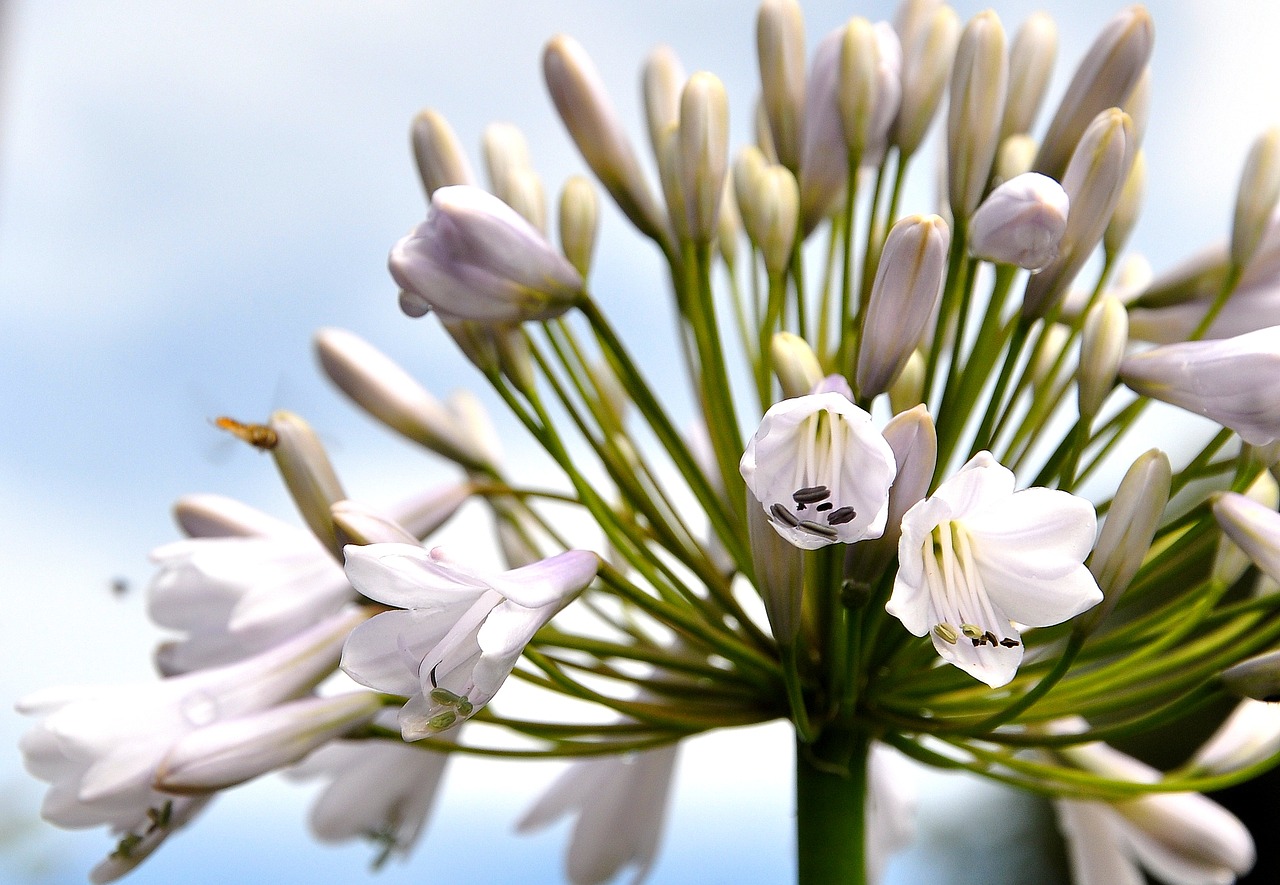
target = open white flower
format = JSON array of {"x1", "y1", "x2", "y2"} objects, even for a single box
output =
[
  {"x1": 341, "y1": 545, "x2": 600, "y2": 740},
  {"x1": 517, "y1": 743, "x2": 679, "y2": 885},
  {"x1": 739, "y1": 390, "x2": 896, "y2": 550},
  {"x1": 887, "y1": 452, "x2": 1101, "y2": 687}
]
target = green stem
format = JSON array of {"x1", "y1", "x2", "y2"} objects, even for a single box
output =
[{"x1": 796, "y1": 727, "x2": 869, "y2": 885}]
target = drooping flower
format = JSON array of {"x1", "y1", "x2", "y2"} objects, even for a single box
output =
[
  {"x1": 1120, "y1": 326, "x2": 1280, "y2": 446},
  {"x1": 1054, "y1": 732, "x2": 1255, "y2": 885},
  {"x1": 739, "y1": 388, "x2": 896, "y2": 550},
  {"x1": 16, "y1": 608, "x2": 368, "y2": 880},
  {"x1": 389, "y1": 184, "x2": 585, "y2": 323},
  {"x1": 340, "y1": 545, "x2": 600, "y2": 740},
  {"x1": 517, "y1": 743, "x2": 679, "y2": 885},
  {"x1": 886, "y1": 452, "x2": 1101, "y2": 687}
]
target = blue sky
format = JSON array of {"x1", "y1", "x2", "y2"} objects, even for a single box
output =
[{"x1": 3, "y1": 0, "x2": 1280, "y2": 882}]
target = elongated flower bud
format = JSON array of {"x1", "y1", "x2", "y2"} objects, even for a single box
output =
[
  {"x1": 332, "y1": 500, "x2": 426, "y2": 547},
  {"x1": 1232, "y1": 127, "x2": 1280, "y2": 272},
  {"x1": 643, "y1": 45, "x2": 686, "y2": 163},
  {"x1": 947, "y1": 10, "x2": 1008, "y2": 222},
  {"x1": 1214, "y1": 486, "x2": 1280, "y2": 586},
  {"x1": 391, "y1": 185, "x2": 585, "y2": 324},
  {"x1": 740, "y1": 163, "x2": 799, "y2": 277},
  {"x1": 411, "y1": 109, "x2": 474, "y2": 199},
  {"x1": 1104, "y1": 148, "x2": 1145, "y2": 261},
  {"x1": 155, "y1": 693, "x2": 382, "y2": 794},
  {"x1": 992, "y1": 134, "x2": 1036, "y2": 186},
  {"x1": 888, "y1": 350, "x2": 927, "y2": 413},
  {"x1": 679, "y1": 72, "x2": 730, "y2": 243},
  {"x1": 1000, "y1": 13, "x2": 1056, "y2": 139},
  {"x1": 1222, "y1": 649, "x2": 1280, "y2": 702},
  {"x1": 857, "y1": 214, "x2": 950, "y2": 398},
  {"x1": 558, "y1": 175, "x2": 600, "y2": 279},
  {"x1": 969, "y1": 172, "x2": 1068, "y2": 270},
  {"x1": 772, "y1": 331, "x2": 823, "y2": 398},
  {"x1": 746, "y1": 495, "x2": 805, "y2": 643},
  {"x1": 543, "y1": 35, "x2": 668, "y2": 244},
  {"x1": 483, "y1": 123, "x2": 546, "y2": 233},
  {"x1": 1077, "y1": 448, "x2": 1170, "y2": 634},
  {"x1": 314, "y1": 327, "x2": 500, "y2": 472},
  {"x1": 716, "y1": 177, "x2": 743, "y2": 269},
  {"x1": 1023, "y1": 109, "x2": 1137, "y2": 319},
  {"x1": 893, "y1": 5, "x2": 960, "y2": 160},
  {"x1": 1120, "y1": 326, "x2": 1280, "y2": 446},
  {"x1": 1078, "y1": 295, "x2": 1128, "y2": 423},
  {"x1": 838, "y1": 18, "x2": 881, "y2": 163},
  {"x1": 270, "y1": 411, "x2": 346, "y2": 558},
  {"x1": 756, "y1": 0, "x2": 806, "y2": 170},
  {"x1": 655, "y1": 122, "x2": 689, "y2": 241},
  {"x1": 1033, "y1": 5, "x2": 1153, "y2": 180}
]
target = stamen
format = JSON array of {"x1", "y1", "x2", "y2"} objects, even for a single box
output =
[
  {"x1": 792, "y1": 485, "x2": 831, "y2": 504},
  {"x1": 827, "y1": 506, "x2": 856, "y2": 525},
  {"x1": 428, "y1": 710, "x2": 458, "y2": 730},
  {"x1": 933, "y1": 623, "x2": 959, "y2": 644},
  {"x1": 770, "y1": 502, "x2": 801, "y2": 527},
  {"x1": 960, "y1": 623, "x2": 983, "y2": 639},
  {"x1": 799, "y1": 520, "x2": 839, "y2": 539},
  {"x1": 1000, "y1": 638, "x2": 1020, "y2": 648},
  {"x1": 816, "y1": 502, "x2": 833, "y2": 512}
]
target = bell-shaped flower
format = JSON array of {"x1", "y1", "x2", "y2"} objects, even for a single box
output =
[
  {"x1": 1054, "y1": 733, "x2": 1255, "y2": 885},
  {"x1": 1120, "y1": 326, "x2": 1280, "y2": 446},
  {"x1": 149, "y1": 485, "x2": 471, "y2": 674},
  {"x1": 340, "y1": 545, "x2": 600, "y2": 740},
  {"x1": 289, "y1": 726, "x2": 456, "y2": 865},
  {"x1": 886, "y1": 452, "x2": 1101, "y2": 687},
  {"x1": 389, "y1": 185, "x2": 585, "y2": 324},
  {"x1": 16, "y1": 608, "x2": 367, "y2": 879},
  {"x1": 517, "y1": 743, "x2": 679, "y2": 885},
  {"x1": 739, "y1": 389, "x2": 896, "y2": 550},
  {"x1": 968, "y1": 172, "x2": 1069, "y2": 271}
]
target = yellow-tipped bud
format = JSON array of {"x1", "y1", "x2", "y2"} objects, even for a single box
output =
[
  {"x1": 642, "y1": 45, "x2": 686, "y2": 164},
  {"x1": 1232, "y1": 127, "x2": 1280, "y2": 272},
  {"x1": 411, "y1": 109, "x2": 474, "y2": 199},
  {"x1": 837, "y1": 18, "x2": 880, "y2": 162},
  {"x1": 771, "y1": 331, "x2": 824, "y2": 398},
  {"x1": 558, "y1": 175, "x2": 600, "y2": 279},
  {"x1": 755, "y1": 0, "x2": 807, "y2": 170},
  {"x1": 947, "y1": 10, "x2": 1008, "y2": 221},
  {"x1": 269, "y1": 411, "x2": 346, "y2": 558},
  {"x1": 894, "y1": 5, "x2": 960, "y2": 160}
]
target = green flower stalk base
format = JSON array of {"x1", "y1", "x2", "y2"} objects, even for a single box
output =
[{"x1": 796, "y1": 728, "x2": 870, "y2": 885}]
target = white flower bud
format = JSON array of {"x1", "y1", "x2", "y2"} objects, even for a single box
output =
[
  {"x1": 642, "y1": 45, "x2": 686, "y2": 164},
  {"x1": 482, "y1": 123, "x2": 545, "y2": 233},
  {"x1": 1000, "y1": 12, "x2": 1056, "y2": 140},
  {"x1": 543, "y1": 35, "x2": 668, "y2": 244},
  {"x1": 756, "y1": 0, "x2": 806, "y2": 170},
  {"x1": 1214, "y1": 483, "x2": 1280, "y2": 587},
  {"x1": 969, "y1": 172, "x2": 1068, "y2": 271},
  {"x1": 1033, "y1": 5, "x2": 1153, "y2": 180},
  {"x1": 390, "y1": 185, "x2": 584, "y2": 324},
  {"x1": 716, "y1": 177, "x2": 743, "y2": 269},
  {"x1": 857, "y1": 214, "x2": 951, "y2": 398},
  {"x1": 893, "y1": 5, "x2": 960, "y2": 160},
  {"x1": 837, "y1": 18, "x2": 881, "y2": 162},
  {"x1": 947, "y1": 10, "x2": 1008, "y2": 221},
  {"x1": 558, "y1": 175, "x2": 600, "y2": 279},
  {"x1": 410, "y1": 109, "x2": 474, "y2": 199},
  {"x1": 888, "y1": 350, "x2": 927, "y2": 414},
  {"x1": 746, "y1": 495, "x2": 805, "y2": 642},
  {"x1": 1222, "y1": 648, "x2": 1280, "y2": 702},
  {"x1": 679, "y1": 72, "x2": 730, "y2": 243},
  {"x1": 771, "y1": 331, "x2": 824, "y2": 399},
  {"x1": 1077, "y1": 294, "x2": 1128, "y2": 423},
  {"x1": 1232, "y1": 127, "x2": 1280, "y2": 272},
  {"x1": 992, "y1": 134, "x2": 1037, "y2": 186},
  {"x1": 269, "y1": 411, "x2": 346, "y2": 557},
  {"x1": 742, "y1": 164, "x2": 799, "y2": 278}
]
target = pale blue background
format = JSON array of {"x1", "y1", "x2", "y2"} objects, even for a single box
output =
[{"x1": 2, "y1": 0, "x2": 1277, "y2": 882}]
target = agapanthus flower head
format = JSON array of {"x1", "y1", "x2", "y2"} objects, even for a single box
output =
[
  {"x1": 740, "y1": 388, "x2": 896, "y2": 550},
  {"x1": 340, "y1": 545, "x2": 600, "y2": 739},
  {"x1": 390, "y1": 184, "x2": 585, "y2": 324},
  {"x1": 887, "y1": 452, "x2": 1101, "y2": 687}
]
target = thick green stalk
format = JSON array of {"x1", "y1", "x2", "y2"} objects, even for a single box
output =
[{"x1": 796, "y1": 727, "x2": 869, "y2": 885}]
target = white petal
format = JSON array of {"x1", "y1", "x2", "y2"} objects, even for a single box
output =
[
  {"x1": 1056, "y1": 800, "x2": 1147, "y2": 885},
  {"x1": 343, "y1": 543, "x2": 490, "y2": 609}
]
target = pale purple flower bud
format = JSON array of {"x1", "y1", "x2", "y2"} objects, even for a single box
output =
[
  {"x1": 154, "y1": 692, "x2": 381, "y2": 794},
  {"x1": 1000, "y1": 12, "x2": 1056, "y2": 140},
  {"x1": 482, "y1": 123, "x2": 546, "y2": 233},
  {"x1": 947, "y1": 10, "x2": 1008, "y2": 221},
  {"x1": 756, "y1": 0, "x2": 806, "y2": 170},
  {"x1": 678, "y1": 72, "x2": 730, "y2": 243},
  {"x1": 173, "y1": 493, "x2": 286, "y2": 539},
  {"x1": 269, "y1": 410, "x2": 346, "y2": 557},
  {"x1": 893, "y1": 5, "x2": 960, "y2": 160},
  {"x1": 1214, "y1": 488, "x2": 1280, "y2": 586},
  {"x1": 1120, "y1": 326, "x2": 1280, "y2": 445},
  {"x1": 332, "y1": 499, "x2": 427, "y2": 547},
  {"x1": 797, "y1": 28, "x2": 845, "y2": 232},
  {"x1": 740, "y1": 391, "x2": 896, "y2": 550},
  {"x1": 969, "y1": 172, "x2": 1068, "y2": 271},
  {"x1": 558, "y1": 175, "x2": 600, "y2": 279},
  {"x1": 856, "y1": 214, "x2": 950, "y2": 399},
  {"x1": 410, "y1": 109, "x2": 474, "y2": 199},
  {"x1": 314, "y1": 327, "x2": 501, "y2": 471},
  {"x1": 771, "y1": 331, "x2": 824, "y2": 399},
  {"x1": 543, "y1": 35, "x2": 669, "y2": 244},
  {"x1": 1023, "y1": 109, "x2": 1137, "y2": 319},
  {"x1": 1232, "y1": 127, "x2": 1280, "y2": 271},
  {"x1": 643, "y1": 45, "x2": 686, "y2": 165},
  {"x1": 1078, "y1": 295, "x2": 1129, "y2": 422},
  {"x1": 837, "y1": 18, "x2": 883, "y2": 163},
  {"x1": 1033, "y1": 5, "x2": 1153, "y2": 180},
  {"x1": 390, "y1": 185, "x2": 585, "y2": 324},
  {"x1": 1078, "y1": 448, "x2": 1170, "y2": 634},
  {"x1": 741, "y1": 163, "x2": 800, "y2": 277},
  {"x1": 655, "y1": 122, "x2": 689, "y2": 241}
]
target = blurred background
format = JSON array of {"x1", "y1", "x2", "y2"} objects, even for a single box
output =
[{"x1": 2, "y1": 0, "x2": 1279, "y2": 882}]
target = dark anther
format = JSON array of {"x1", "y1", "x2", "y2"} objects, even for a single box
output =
[
  {"x1": 1000, "y1": 638, "x2": 1020, "y2": 648},
  {"x1": 799, "y1": 520, "x2": 838, "y2": 538},
  {"x1": 770, "y1": 502, "x2": 802, "y2": 527},
  {"x1": 816, "y1": 502, "x2": 833, "y2": 512},
  {"x1": 827, "y1": 506, "x2": 856, "y2": 525},
  {"x1": 984, "y1": 631, "x2": 999, "y2": 647},
  {"x1": 792, "y1": 485, "x2": 831, "y2": 504},
  {"x1": 429, "y1": 661, "x2": 441, "y2": 688}
]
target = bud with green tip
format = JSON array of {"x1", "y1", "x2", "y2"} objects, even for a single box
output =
[
  {"x1": 482, "y1": 122, "x2": 546, "y2": 233},
  {"x1": 771, "y1": 331, "x2": 823, "y2": 399},
  {"x1": 269, "y1": 411, "x2": 346, "y2": 558},
  {"x1": 411, "y1": 109, "x2": 474, "y2": 199},
  {"x1": 558, "y1": 175, "x2": 600, "y2": 279},
  {"x1": 893, "y1": 5, "x2": 960, "y2": 160}
]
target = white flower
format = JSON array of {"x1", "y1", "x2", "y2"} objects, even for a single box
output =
[
  {"x1": 1120, "y1": 325, "x2": 1280, "y2": 446},
  {"x1": 517, "y1": 743, "x2": 679, "y2": 885},
  {"x1": 1055, "y1": 736, "x2": 1255, "y2": 885},
  {"x1": 739, "y1": 390, "x2": 897, "y2": 550},
  {"x1": 340, "y1": 545, "x2": 600, "y2": 740},
  {"x1": 289, "y1": 726, "x2": 455, "y2": 865},
  {"x1": 16, "y1": 608, "x2": 366, "y2": 881},
  {"x1": 886, "y1": 452, "x2": 1101, "y2": 687},
  {"x1": 389, "y1": 184, "x2": 585, "y2": 323}
]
